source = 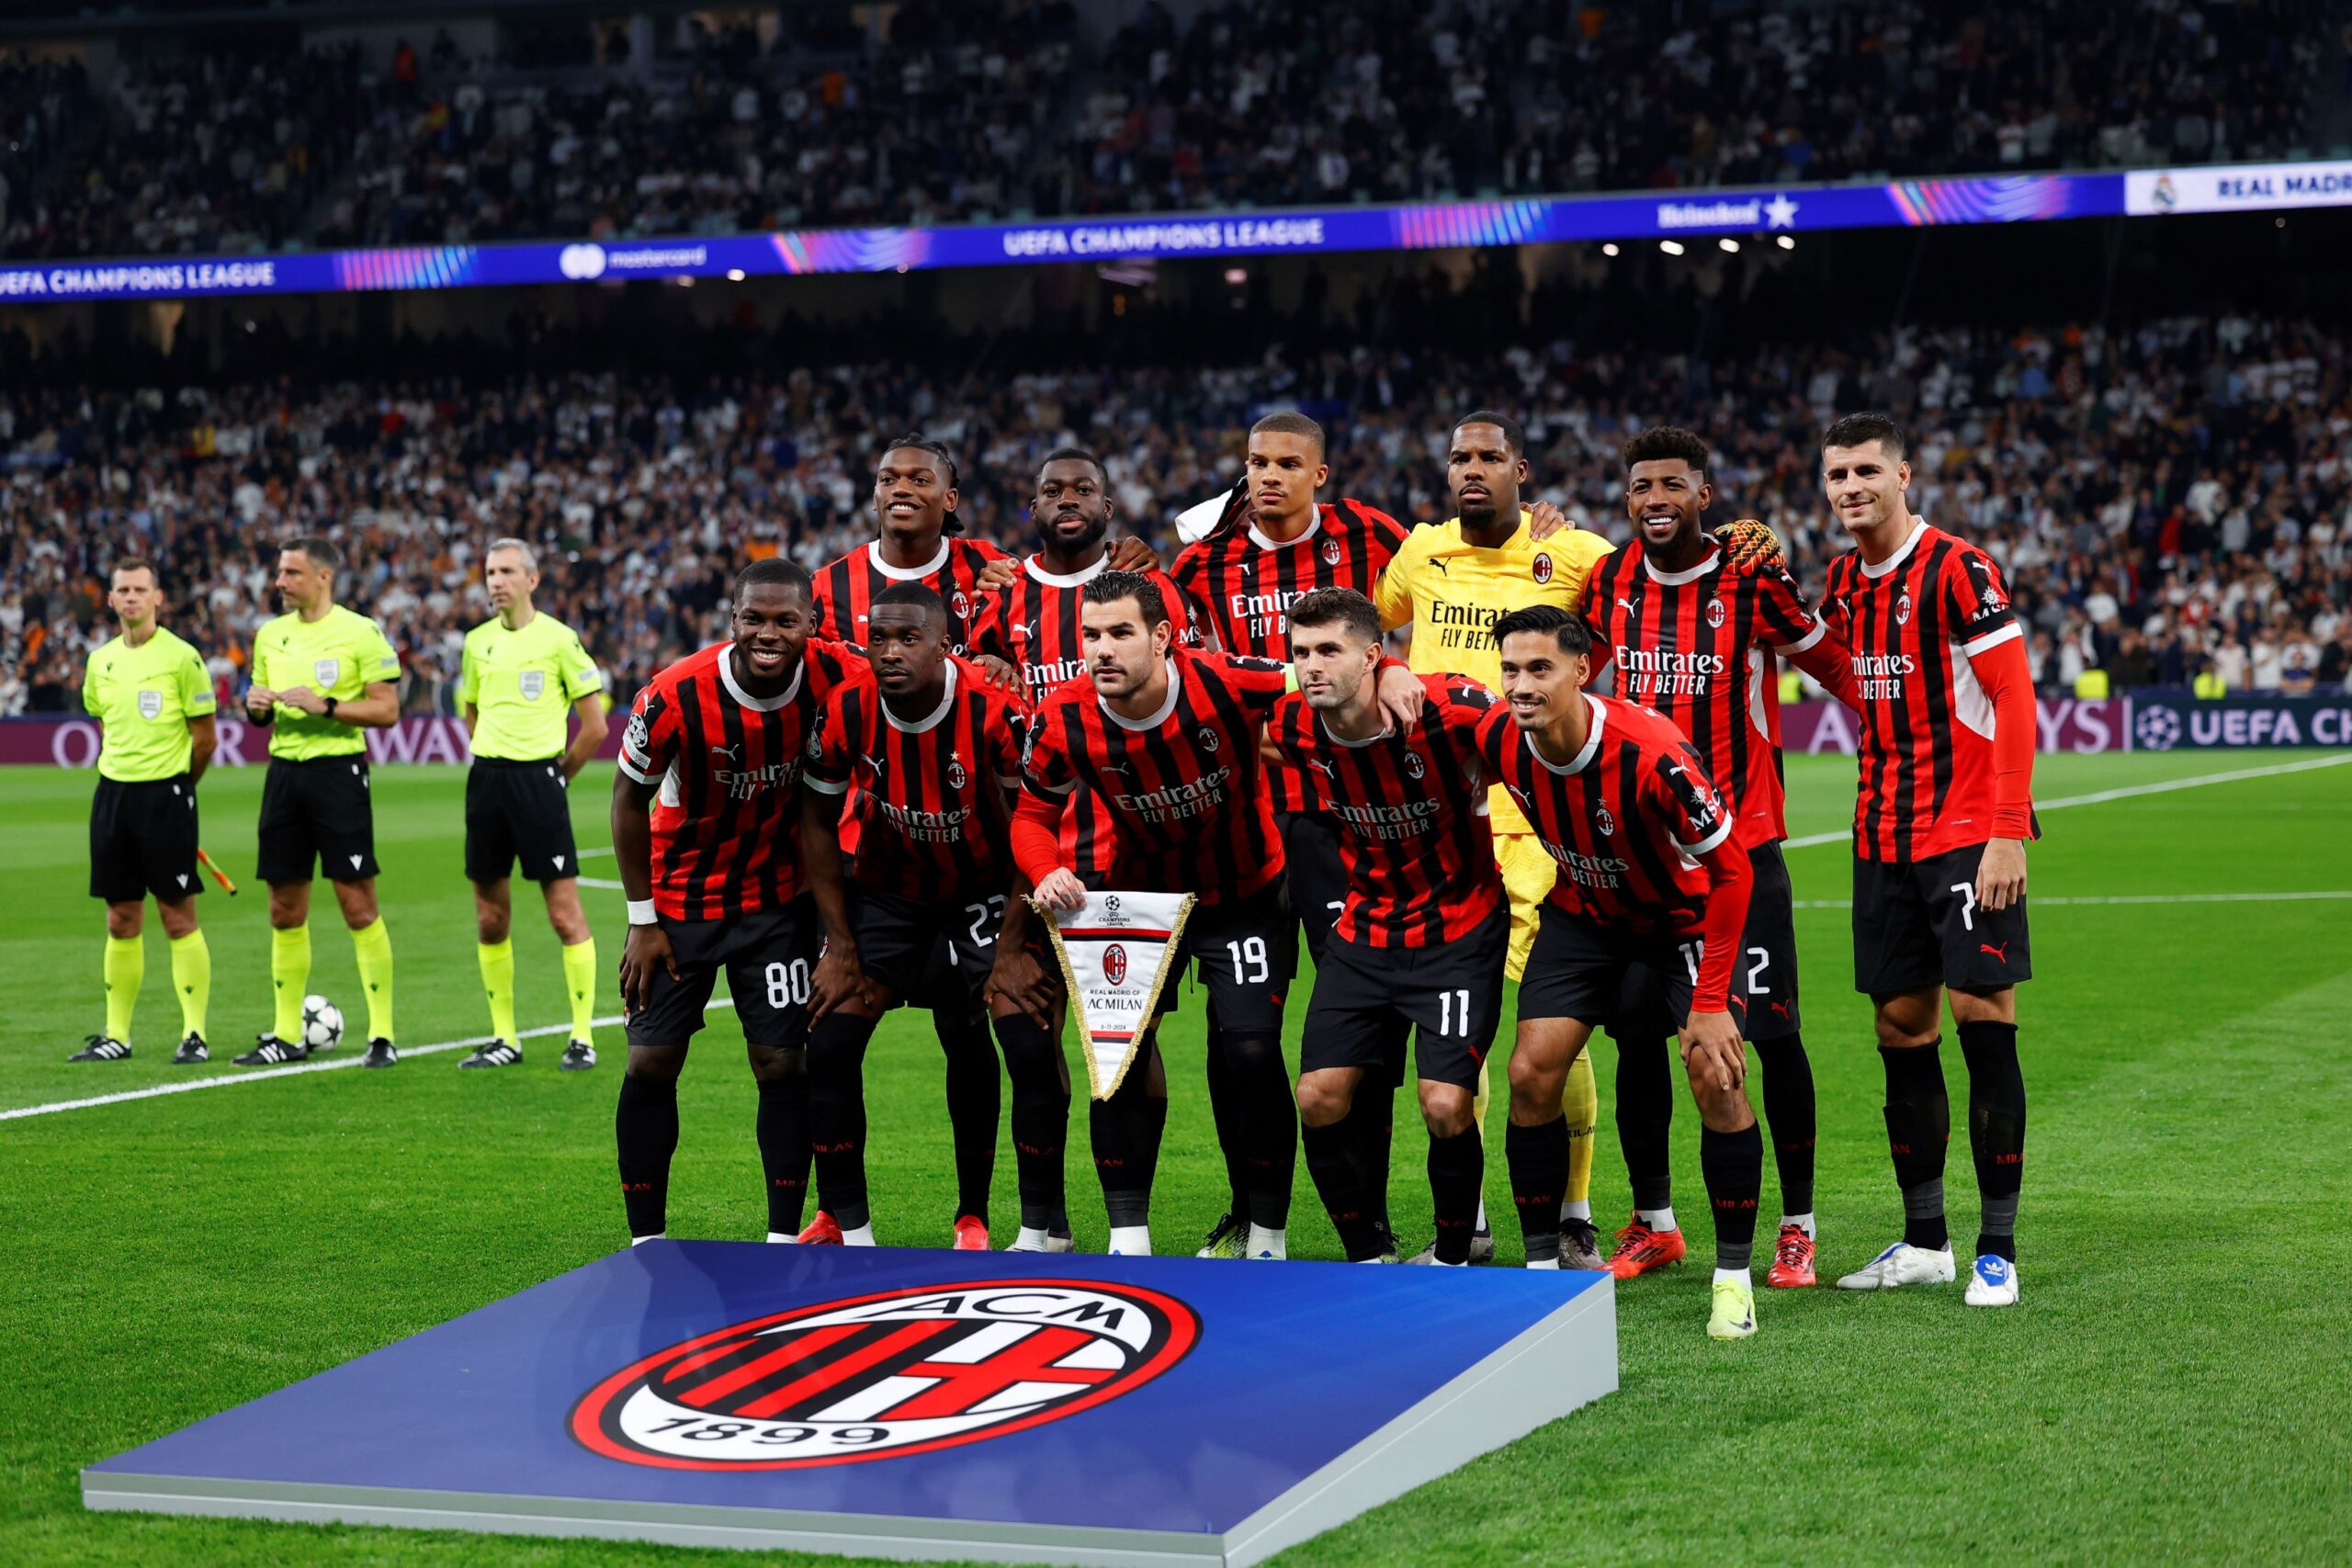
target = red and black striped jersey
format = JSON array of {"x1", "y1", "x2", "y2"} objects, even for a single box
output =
[
  {"x1": 1020, "y1": 647, "x2": 1289, "y2": 905},
  {"x1": 1267, "y1": 670, "x2": 1504, "y2": 947},
  {"x1": 1820, "y1": 519, "x2": 2035, "y2": 861},
  {"x1": 618, "y1": 638, "x2": 858, "y2": 920},
  {"x1": 1170, "y1": 499, "x2": 1409, "y2": 812},
  {"x1": 967, "y1": 556, "x2": 1205, "y2": 702},
  {"x1": 803, "y1": 657, "x2": 1027, "y2": 904},
  {"x1": 1473, "y1": 693, "x2": 1736, "y2": 935},
  {"x1": 810, "y1": 537, "x2": 1013, "y2": 651},
  {"x1": 1582, "y1": 538, "x2": 1829, "y2": 849}
]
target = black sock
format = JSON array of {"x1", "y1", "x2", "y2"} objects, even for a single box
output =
[
  {"x1": 1224, "y1": 1031, "x2": 1296, "y2": 1231},
  {"x1": 994, "y1": 1011, "x2": 1069, "y2": 1231},
  {"x1": 1752, "y1": 1031, "x2": 1817, "y2": 1216},
  {"x1": 1091, "y1": 1057, "x2": 1161, "y2": 1229},
  {"x1": 1701, "y1": 1122, "x2": 1765, "y2": 1271},
  {"x1": 1357, "y1": 1014, "x2": 1409, "y2": 1230},
  {"x1": 935, "y1": 1006, "x2": 1001, "y2": 1224},
  {"x1": 1614, "y1": 1036, "x2": 1675, "y2": 1213},
  {"x1": 1958, "y1": 1020, "x2": 2027, "y2": 1261},
  {"x1": 616, "y1": 1072, "x2": 679, "y2": 1238},
  {"x1": 755, "y1": 1072, "x2": 812, "y2": 1235},
  {"x1": 1881, "y1": 1039, "x2": 1951, "y2": 1252},
  {"x1": 1505, "y1": 1116, "x2": 1569, "y2": 1261},
  {"x1": 1303, "y1": 1118, "x2": 1382, "y2": 1260},
  {"x1": 1204, "y1": 1017, "x2": 1250, "y2": 1221},
  {"x1": 1426, "y1": 1124, "x2": 1483, "y2": 1265},
  {"x1": 808, "y1": 1011, "x2": 879, "y2": 1230}
]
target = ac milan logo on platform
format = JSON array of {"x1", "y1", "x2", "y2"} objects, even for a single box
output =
[
  {"x1": 1532, "y1": 554, "x2": 1555, "y2": 585},
  {"x1": 1320, "y1": 537, "x2": 1343, "y2": 568},
  {"x1": 1894, "y1": 592, "x2": 1913, "y2": 626},
  {"x1": 571, "y1": 1281, "x2": 1197, "y2": 1471},
  {"x1": 1705, "y1": 597, "x2": 1726, "y2": 629},
  {"x1": 1197, "y1": 727, "x2": 1220, "y2": 752},
  {"x1": 1103, "y1": 944, "x2": 1129, "y2": 986},
  {"x1": 1594, "y1": 806, "x2": 1616, "y2": 836}
]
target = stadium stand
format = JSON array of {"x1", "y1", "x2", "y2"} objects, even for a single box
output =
[
  {"x1": 5, "y1": 308, "x2": 2348, "y2": 717},
  {"x1": 0, "y1": 0, "x2": 2329, "y2": 258}
]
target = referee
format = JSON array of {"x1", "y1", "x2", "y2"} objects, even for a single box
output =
[
  {"x1": 457, "y1": 538, "x2": 608, "y2": 1070},
  {"x1": 239, "y1": 536, "x2": 403, "y2": 1067},
  {"x1": 74, "y1": 559, "x2": 218, "y2": 1064}
]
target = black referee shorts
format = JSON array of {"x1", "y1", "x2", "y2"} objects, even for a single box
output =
[
  {"x1": 465, "y1": 757, "x2": 580, "y2": 884},
  {"x1": 256, "y1": 756, "x2": 378, "y2": 885},
  {"x1": 89, "y1": 774, "x2": 201, "y2": 904}
]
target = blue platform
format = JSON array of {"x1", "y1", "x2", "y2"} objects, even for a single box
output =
[{"x1": 85, "y1": 1243, "x2": 1616, "y2": 1565}]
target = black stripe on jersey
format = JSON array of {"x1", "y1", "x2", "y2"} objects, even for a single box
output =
[
  {"x1": 1912, "y1": 539, "x2": 1956, "y2": 861},
  {"x1": 714, "y1": 693, "x2": 756, "y2": 919},
  {"x1": 675, "y1": 673, "x2": 715, "y2": 909},
  {"x1": 1614, "y1": 736, "x2": 1685, "y2": 917}
]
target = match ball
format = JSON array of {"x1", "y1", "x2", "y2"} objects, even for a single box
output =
[{"x1": 300, "y1": 995, "x2": 345, "y2": 1052}]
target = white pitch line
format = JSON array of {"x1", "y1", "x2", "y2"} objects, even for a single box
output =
[
  {"x1": 579, "y1": 877, "x2": 626, "y2": 890},
  {"x1": 1794, "y1": 890, "x2": 2352, "y2": 909},
  {"x1": 1782, "y1": 752, "x2": 2352, "y2": 849}
]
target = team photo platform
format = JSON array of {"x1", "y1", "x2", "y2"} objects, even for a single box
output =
[{"x1": 85, "y1": 1241, "x2": 1617, "y2": 1566}]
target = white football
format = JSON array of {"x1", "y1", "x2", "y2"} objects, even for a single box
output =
[{"x1": 300, "y1": 995, "x2": 345, "y2": 1052}]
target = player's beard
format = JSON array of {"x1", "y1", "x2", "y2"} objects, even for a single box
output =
[
  {"x1": 1459, "y1": 498, "x2": 1503, "y2": 531},
  {"x1": 1037, "y1": 513, "x2": 1108, "y2": 558}
]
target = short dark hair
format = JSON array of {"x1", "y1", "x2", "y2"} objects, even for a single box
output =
[
  {"x1": 1492, "y1": 603, "x2": 1592, "y2": 657},
  {"x1": 1452, "y1": 409, "x2": 1525, "y2": 456},
  {"x1": 1250, "y1": 411, "x2": 1325, "y2": 458},
  {"x1": 1286, "y1": 586, "x2": 1381, "y2": 645},
  {"x1": 1621, "y1": 424, "x2": 1709, "y2": 474},
  {"x1": 111, "y1": 558, "x2": 161, "y2": 589},
  {"x1": 1081, "y1": 569, "x2": 1169, "y2": 627},
  {"x1": 870, "y1": 582, "x2": 948, "y2": 626},
  {"x1": 1822, "y1": 412, "x2": 1907, "y2": 462},
  {"x1": 1038, "y1": 446, "x2": 1107, "y2": 485},
  {"x1": 283, "y1": 536, "x2": 343, "y2": 570},
  {"x1": 735, "y1": 555, "x2": 812, "y2": 599}
]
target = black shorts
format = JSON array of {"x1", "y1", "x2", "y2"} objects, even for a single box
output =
[
  {"x1": 1172, "y1": 882, "x2": 1300, "y2": 1039},
  {"x1": 1302, "y1": 902, "x2": 1509, "y2": 1090},
  {"x1": 1520, "y1": 902, "x2": 1693, "y2": 1034},
  {"x1": 852, "y1": 886, "x2": 1005, "y2": 1005},
  {"x1": 465, "y1": 757, "x2": 580, "y2": 884},
  {"x1": 1730, "y1": 840, "x2": 1802, "y2": 1041},
  {"x1": 625, "y1": 897, "x2": 822, "y2": 1049},
  {"x1": 255, "y1": 755, "x2": 377, "y2": 885},
  {"x1": 89, "y1": 774, "x2": 201, "y2": 904},
  {"x1": 1852, "y1": 842, "x2": 2032, "y2": 996},
  {"x1": 1279, "y1": 810, "x2": 1348, "y2": 962}
]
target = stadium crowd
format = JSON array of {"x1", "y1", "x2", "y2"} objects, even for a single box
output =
[
  {"x1": 0, "y1": 0, "x2": 2327, "y2": 258},
  {"x1": 5, "y1": 308, "x2": 2349, "y2": 716}
]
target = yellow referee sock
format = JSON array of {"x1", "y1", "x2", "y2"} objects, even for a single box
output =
[
  {"x1": 103, "y1": 934, "x2": 143, "y2": 1043},
  {"x1": 478, "y1": 938, "x2": 518, "y2": 1047},
  {"x1": 169, "y1": 929, "x2": 211, "y2": 1039},
  {"x1": 271, "y1": 924, "x2": 311, "y2": 1043},
  {"x1": 1563, "y1": 1051, "x2": 1599, "y2": 1209},
  {"x1": 561, "y1": 937, "x2": 598, "y2": 1045},
  {"x1": 351, "y1": 918, "x2": 394, "y2": 1043}
]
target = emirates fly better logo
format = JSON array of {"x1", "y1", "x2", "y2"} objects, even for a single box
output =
[{"x1": 571, "y1": 1281, "x2": 1197, "y2": 1470}]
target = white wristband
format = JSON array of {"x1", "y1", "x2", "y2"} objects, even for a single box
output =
[{"x1": 626, "y1": 899, "x2": 659, "y2": 927}]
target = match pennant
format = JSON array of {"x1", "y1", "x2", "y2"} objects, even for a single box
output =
[{"x1": 1039, "y1": 889, "x2": 1194, "y2": 1100}]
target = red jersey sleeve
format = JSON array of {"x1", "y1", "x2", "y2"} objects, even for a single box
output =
[
  {"x1": 1943, "y1": 545, "x2": 2022, "y2": 657},
  {"x1": 1204, "y1": 651, "x2": 1290, "y2": 711},
  {"x1": 1154, "y1": 570, "x2": 1208, "y2": 649},
  {"x1": 965, "y1": 591, "x2": 1009, "y2": 661},
  {"x1": 1645, "y1": 738, "x2": 1736, "y2": 860},
  {"x1": 983, "y1": 683, "x2": 1029, "y2": 790},
  {"x1": 616, "y1": 680, "x2": 679, "y2": 786},
  {"x1": 1340, "y1": 498, "x2": 1411, "y2": 563},
  {"x1": 803, "y1": 686, "x2": 853, "y2": 798},
  {"x1": 1753, "y1": 563, "x2": 1829, "y2": 654},
  {"x1": 1019, "y1": 700, "x2": 1079, "y2": 801}
]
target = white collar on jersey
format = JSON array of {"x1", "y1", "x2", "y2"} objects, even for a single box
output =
[
  {"x1": 867, "y1": 537, "x2": 954, "y2": 581},
  {"x1": 1317, "y1": 713, "x2": 1396, "y2": 750},
  {"x1": 1102, "y1": 657, "x2": 1182, "y2": 731},
  {"x1": 718, "y1": 646, "x2": 805, "y2": 712},
  {"x1": 1644, "y1": 547, "x2": 1721, "y2": 586},
  {"x1": 1023, "y1": 554, "x2": 1107, "y2": 589},
  {"x1": 1527, "y1": 693, "x2": 1606, "y2": 775},
  {"x1": 1859, "y1": 517, "x2": 1929, "y2": 580},
  {"x1": 883, "y1": 659, "x2": 959, "y2": 735},
  {"x1": 1248, "y1": 506, "x2": 1322, "y2": 552}
]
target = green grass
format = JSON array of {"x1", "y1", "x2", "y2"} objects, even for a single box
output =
[{"x1": 4, "y1": 751, "x2": 2350, "y2": 1565}]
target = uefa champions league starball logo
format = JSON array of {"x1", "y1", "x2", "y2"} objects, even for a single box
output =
[
  {"x1": 2135, "y1": 705, "x2": 2183, "y2": 751},
  {"x1": 571, "y1": 1281, "x2": 1197, "y2": 1471}
]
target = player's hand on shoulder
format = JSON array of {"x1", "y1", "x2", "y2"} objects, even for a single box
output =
[
  {"x1": 1106, "y1": 536, "x2": 1161, "y2": 574},
  {"x1": 1718, "y1": 518, "x2": 1786, "y2": 575},
  {"x1": 1031, "y1": 867, "x2": 1086, "y2": 912},
  {"x1": 971, "y1": 654, "x2": 1023, "y2": 694},
  {"x1": 1526, "y1": 499, "x2": 1575, "y2": 541},
  {"x1": 1679, "y1": 1010, "x2": 1747, "y2": 1091},
  {"x1": 1374, "y1": 661, "x2": 1428, "y2": 730},
  {"x1": 618, "y1": 923, "x2": 679, "y2": 1017},
  {"x1": 973, "y1": 556, "x2": 1019, "y2": 594},
  {"x1": 1976, "y1": 837, "x2": 2028, "y2": 911}
]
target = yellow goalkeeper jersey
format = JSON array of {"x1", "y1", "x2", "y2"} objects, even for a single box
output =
[{"x1": 1374, "y1": 509, "x2": 1613, "y2": 835}]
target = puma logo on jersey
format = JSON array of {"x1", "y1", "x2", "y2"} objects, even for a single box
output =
[{"x1": 711, "y1": 743, "x2": 741, "y2": 761}]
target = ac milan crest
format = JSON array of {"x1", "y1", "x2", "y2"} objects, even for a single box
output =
[
  {"x1": 945, "y1": 755, "x2": 968, "y2": 791},
  {"x1": 1894, "y1": 592, "x2": 1914, "y2": 626},
  {"x1": 571, "y1": 1280, "x2": 1198, "y2": 1472},
  {"x1": 1704, "y1": 597, "x2": 1726, "y2": 629},
  {"x1": 1403, "y1": 750, "x2": 1426, "y2": 779},
  {"x1": 951, "y1": 591, "x2": 972, "y2": 622},
  {"x1": 1594, "y1": 806, "x2": 1616, "y2": 837},
  {"x1": 1532, "y1": 554, "x2": 1555, "y2": 585},
  {"x1": 1196, "y1": 726, "x2": 1220, "y2": 752},
  {"x1": 1319, "y1": 536, "x2": 1343, "y2": 568},
  {"x1": 1103, "y1": 943, "x2": 1128, "y2": 986}
]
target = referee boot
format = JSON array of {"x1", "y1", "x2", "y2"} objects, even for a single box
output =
[
  {"x1": 459, "y1": 1041, "x2": 524, "y2": 1068},
  {"x1": 234, "y1": 1033, "x2": 307, "y2": 1066},
  {"x1": 171, "y1": 1033, "x2": 209, "y2": 1066},
  {"x1": 361, "y1": 1037, "x2": 399, "y2": 1069},
  {"x1": 559, "y1": 1039, "x2": 597, "y2": 1071},
  {"x1": 69, "y1": 1034, "x2": 132, "y2": 1062}
]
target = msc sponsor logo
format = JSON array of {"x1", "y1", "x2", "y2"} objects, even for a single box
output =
[{"x1": 570, "y1": 1280, "x2": 1198, "y2": 1470}]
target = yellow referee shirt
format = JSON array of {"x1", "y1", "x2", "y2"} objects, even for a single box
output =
[
  {"x1": 1374, "y1": 509, "x2": 1613, "y2": 835},
  {"x1": 250, "y1": 605, "x2": 402, "y2": 761},
  {"x1": 459, "y1": 611, "x2": 602, "y2": 761},
  {"x1": 83, "y1": 626, "x2": 216, "y2": 782}
]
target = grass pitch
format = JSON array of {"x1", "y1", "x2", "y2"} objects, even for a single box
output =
[{"x1": 3, "y1": 750, "x2": 2349, "y2": 1565}]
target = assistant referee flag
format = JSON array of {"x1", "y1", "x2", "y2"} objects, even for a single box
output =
[
  {"x1": 83, "y1": 626, "x2": 215, "y2": 781},
  {"x1": 459, "y1": 613, "x2": 602, "y2": 760}
]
